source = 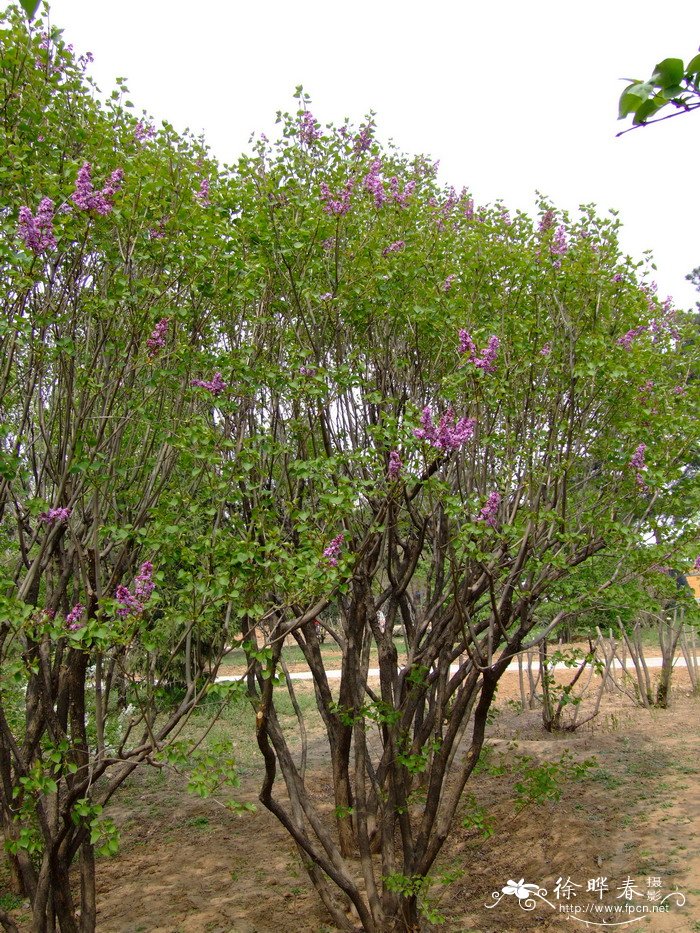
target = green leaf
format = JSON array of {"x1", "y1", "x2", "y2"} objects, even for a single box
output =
[
  {"x1": 19, "y1": 0, "x2": 40, "y2": 19},
  {"x1": 651, "y1": 58, "x2": 684, "y2": 89},
  {"x1": 687, "y1": 53, "x2": 700, "y2": 77},
  {"x1": 618, "y1": 82, "x2": 654, "y2": 119},
  {"x1": 632, "y1": 95, "x2": 664, "y2": 125},
  {"x1": 660, "y1": 85, "x2": 687, "y2": 100}
]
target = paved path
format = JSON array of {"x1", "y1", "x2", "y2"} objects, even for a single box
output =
[{"x1": 218, "y1": 655, "x2": 690, "y2": 682}]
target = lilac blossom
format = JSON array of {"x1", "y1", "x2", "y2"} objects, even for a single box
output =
[
  {"x1": 320, "y1": 292, "x2": 333, "y2": 301},
  {"x1": 134, "y1": 561, "x2": 155, "y2": 603},
  {"x1": 463, "y1": 198, "x2": 474, "y2": 220},
  {"x1": 388, "y1": 176, "x2": 415, "y2": 207},
  {"x1": 612, "y1": 273, "x2": 624, "y2": 283},
  {"x1": 474, "y1": 336, "x2": 500, "y2": 373},
  {"x1": 134, "y1": 120, "x2": 156, "y2": 143},
  {"x1": 149, "y1": 221, "x2": 166, "y2": 240},
  {"x1": 458, "y1": 330, "x2": 477, "y2": 358},
  {"x1": 323, "y1": 534, "x2": 344, "y2": 567},
  {"x1": 299, "y1": 364, "x2": 317, "y2": 376},
  {"x1": 673, "y1": 385, "x2": 686, "y2": 396},
  {"x1": 190, "y1": 372, "x2": 227, "y2": 396},
  {"x1": 39, "y1": 506, "x2": 72, "y2": 524},
  {"x1": 629, "y1": 443, "x2": 648, "y2": 490},
  {"x1": 194, "y1": 178, "x2": 210, "y2": 206},
  {"x1": 363, "y1": 160, "x2": 387, "y2": 208},
  {"x1": 638, "y1": 380, "x2": 654, "y2": 399},
  {"x1": 694, "y1": 556, "x2": 700, "y2": 572},
  {"x1": 116, "y1": 562, "x2": 155, "y2": 618},
  {"x1": 540, "y1": 343, "x2": 552, "y2": 356},
  {"x1": 550, "y1": 225, "x2": 568, "y2": 267},
  {"x1": 458, "y1": 330, "x2": 500, "y2": 373},
  {"x1": 382, "y1": 240, "x2": 405, "y2": 257},
  {"x1": 18, "y1": 198, "x2": 57, "y2": 254},
  {"x1": 388, "y1": 450, "x2": 402, "y2": 479},
  {"x1": 538, "y1": 209, "x2": 555, "y2": 233},
  {"x1": 146, "y1": 318, "x2": 169, "y2": 354},
  {"x1": 413, "y1": 407, "x2": 476, "y2": 452},
  {"x1": 322, "y1": 237, "x2": 336, "y2": 251},
  {"x1": 299, "y1": 110, "x2": 321, "y2": 145},
  {"x1": 353, "y1": 124, "x2": 373, "y2": 153},
  {"x1": 320, "y1": 179, "x2": 353, "y2": 216},
  {"x1": 478, "y1": 491, "x2": 501, "y2": 528},
  {"x1": 617, "y1": 325, "x2": 647, "y2": 350},
  {"x1": 630, "y1": 444, "x2": 647, "y2": 471},
  {"x1": 115, "y1": 585, "x2": 140, "y2": 618},
  {"x1": 66, "y1": 604, "x2": 85, "y2": 630},
  {"x1": 442, "y1": 274, "x2": 456, "y2": 292},
  {"x1": 72, "y1": 163, "x2": 123, "y2": 215}
]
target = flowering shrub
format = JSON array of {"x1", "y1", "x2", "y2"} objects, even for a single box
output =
[{"x1": 0, "y1": 20, "x2": 697, "y2": 933}]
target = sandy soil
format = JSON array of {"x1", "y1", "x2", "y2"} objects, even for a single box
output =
[{"x1": 3, "y1": 667, "x2": 700, "y2": 932}]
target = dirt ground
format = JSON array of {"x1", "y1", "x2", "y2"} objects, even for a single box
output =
[{"x1": 3, "y1": 666, "x2": 700, "y2": 932}]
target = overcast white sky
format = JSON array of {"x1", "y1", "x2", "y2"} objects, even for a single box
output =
[{"x1": 20, "y1": 0, "x2": 700, "y2": 308}]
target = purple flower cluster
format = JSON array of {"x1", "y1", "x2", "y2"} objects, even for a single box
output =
[
  {"x1": 194, "y1": 178, "x2": 210, "y2": 206},
  {"x1": 478, "y1": 491, "x2": 501, "y2": 528},
  {"x1": 72, "y1": 163, "x2": 124, "y2": 215},
  {"x1": 442, "y1": 274, "x2": 456, "y2": 292},
  {"x1": 323, "y1": 534, "x2": 344, "y2": 567},
  {"x1": 363, "y1": 160, "x2": 386, "y2": 208},
  {"x1": 18, "y1": 198, "x2": 56, "y2": 254},
  {"x1": 638, "y1": 380, "x2": 654, "y2": 399},
  {"x1": 617, "y1": 325, "x2": 647, "y2": 350},
  {"x1": 388, "y1": 450, "x2": 402, "y2": 479},
  {"x1": 413, "y1": 406, "x2": 476, "y2": 451},
  {"x1": 146, "y1": 318, "x2": 169, "y2": 354},
  {"x1": 353, "y1": 124, "x2": 373, "y2": 153},
  {"x1": 388, "y1": 176, "x2": 415, "y2": 208},
  {"x1": 299, "y1": 110, "x2": 321, "y2": 145},
  {"x1": 629, "y1": 443, "x2": 648, "y2": 490},
  {"x1": 538, "y1": 209, "x2": 555, "y2": 233},
  {"x1": 540, "y1": 343, "x2": 552, "y2": 356},
  {"x1": 673, "y1": 385, "x2": 686, "y2": 396},
  {"x1": 382, "y1": 240, "x2": 405, "y2": 257},
  {"x1": 463, "y1": 198, "x2": 474, "y2": 220},
  {"x1": 550, "y1": 226, "x2": 568, "y2": 267},
  {"x1": 299, "y1": 364, "x2": 317, "y2": 376},
  {"x1": 320, "y1": 179, "x2": 353, "y2": 216},
  {"x1": 190, "y1": 372, "x2": 227, "y2": 396},
  {"x1": 694, "y1": 556, "x2": 700, "y2": 572},
  {"x1": 612, "y1": 273, "x2": 624, "y2": 283},
  {"x1": 629, "y1": 444, "x2": 646, "y2": 471},
  {"x1": 39, "y1": 506, "x2": 72, "y2": 524},
  {"x1": 322, "y1": 237, "x2": 335, "y2": 251},
  {"x1": 149, "y1": 220, "x2": 166, "y2": 240},
  {"x1": 649, "y1": 299, "x2": 680, "y2": 343},
  {"x1": 458, "y1": 330, "x2": 500, "y2": 373},
  {"x1": 66, "y1": 604, "x2": 85, "y2": 630},
  {"x1": 116, "y1": 561, "x2": 155, "y2": 618},
  {"x1": 134, "y1": 120, "x2": 156, "y2": 143}
]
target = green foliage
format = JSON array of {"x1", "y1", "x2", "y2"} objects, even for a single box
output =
[
  {"x1": 460, "y1": 793, "x2": 495, "y2": 839},
  {"x1": 618, "y1": 50, "x2": 700, "y2": 130},
  {"x1": 513, "y1": 751, "x2": 598, "y2": 812},
  {"x1": 0, "y1": 7, "x2": 698, "y2": 930}
]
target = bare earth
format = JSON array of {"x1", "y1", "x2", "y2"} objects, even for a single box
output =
[{"x1": 3, "y1": 667, "x2": 700, "y2": 932}]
